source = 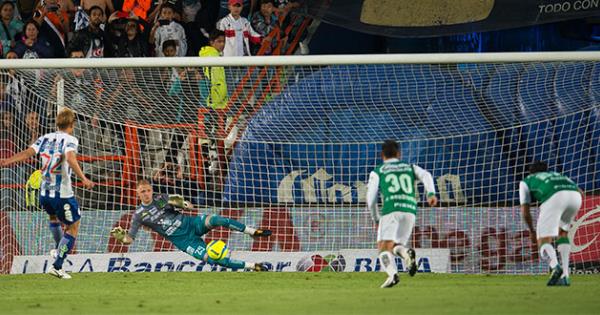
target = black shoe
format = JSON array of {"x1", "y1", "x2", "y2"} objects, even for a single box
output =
[
  {"x1": 254, "y1": 263, "x2": 269, "y2": 272},
  {"x1": 547, "y1": 265, "x2": 563, "y2": 286},
  {"x1": 253, "y1": 229, "x2": 272, "y2": 237},
  {"x1": 407, "y1": 248, "x2": 417, "y2": 277},
  {"x1": 380, "y1": 274, "x2": 399, "y2": 288}
]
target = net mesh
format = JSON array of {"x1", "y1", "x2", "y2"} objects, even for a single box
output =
[{"x1": 1, "y1": 58, "x2": 599, "y2": 274}]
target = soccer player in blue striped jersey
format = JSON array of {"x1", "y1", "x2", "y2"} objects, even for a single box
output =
[
  {"x1": 110, "y1": 179, "x2": 272, "y2": 271},
  {"x1": 367, "y1": 140, "x2": 437, "y2": 288},
  {"x1": 1, "y1": 108, "x2": 95, "y2": 279}
]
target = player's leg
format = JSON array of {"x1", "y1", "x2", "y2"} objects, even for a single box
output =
[
  {"x1": 537, "y1": 196, "x2": 563, "y2": 286},
  {"x1": 393, "y1": 212, "x2": 417, "y2": 276},
  {"x1": 48, "y1": 216, "x2": 63, "y2": 248},
  {"x1": 556, "y1": 191, "x2": 582, "y2": 286},
  {"x1": 41, "y1": 195, "x2": 63, "y2": 249},
  {"x1": 181, "y1": 238, "x2": 267, "y2": 271},
  {"x1": 49, "y1": 197, "x2": 81, "y2": 279},
  {"x1": 377, "y1": 213, "x2": 400, "y2": 288},
  {"x1": 204, "y1": 214, "x2": 272, "y2": 237}
]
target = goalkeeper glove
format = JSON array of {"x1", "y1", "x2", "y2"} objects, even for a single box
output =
[
  {"x1": 110, "y1": 226, "x2": 127, "y2": 242},
  {"x1": 168, "y1": 194, "x2": 191, "y2": 208}
]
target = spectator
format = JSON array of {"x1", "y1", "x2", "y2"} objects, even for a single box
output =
[
  {"x1": 51, "y1": 47, "x2": 99, "y2": 111},
  {"x1": 17, "y1": 0, "x2": 37, "y2": 21},
  {"x1": 80, "y1": 0, "x2": 114, "y2": 16},
  {"x1": 180, "y1": 0, "x2": 200, "y2": 55},
  {"x1": 0, "y1": 1, "x2": 23, "y2": 58},
  {"x1": 5, "y1": 48, "x2": 16, "y2": 58},
  {"x1": 149, "y1": 3, "x2": 186, "y2": 56},
  {"x1": 251, "y1": 0, "x2": 280, "y2": 55},
  {"x1": 24, "y1": 109, "x2": 41, "y2": 146},
  {"x1": 107, "y1": 11, "x2": 148, "y2": 56},
  {"x1": 199, "y1": 29, "x2": 227, "y2": 110},
  {"x1": 34, "y1": 0, "x2": 69, "y2": 57},
  {"x1": 71, "y1": 6, "x2": 107, "y2": 57},
  {"x1": 161, "y1": 37, "x2": 176, "y2": 56},
  {"x1": 0, "y1": 72, "x2": 15, "y2": 110},
  {"x1": 0, "y1": 110, "x2": 16, "y2": 159},
  {"x1": 13, "y1": 20, "x2": 55, "y2": 58},
  {"x1": 121, "y1": 0, "x2": 151, "y2": 21},
  {"x1": 193, "y1": 0, "x2": 221, "y2": 51},
  {"x1": 217, "y1": 0, "x2": 252, "y2": 20},
  {"x1": 216, "y1": 0, "x2": 260, "y2": 56}
]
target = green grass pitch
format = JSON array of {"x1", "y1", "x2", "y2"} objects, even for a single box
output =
[{"x1": 0, "y1": 273, "x2": 599, "y2": 314}]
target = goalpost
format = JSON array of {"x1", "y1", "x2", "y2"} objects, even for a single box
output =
[{"x1": 0, "y1": 53, "x2": 599, "y2": 274}]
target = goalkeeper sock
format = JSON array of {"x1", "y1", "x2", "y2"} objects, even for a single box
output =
[
  {"x1": 49, "y1": 222, "x2": 63, "y2": 248},
  {"x1": 557, "y1": 237, "x2": 571, "y2": 278},
  {"x1": 540, "y1": 243, "x2": 559, "y2": 269},
  {"x1": 208, "y1": 257, "x2": 246, "y2": 270},
  {"x1": 53, "y1": 233, "x2": 75, "y2": 270},
  {"x1": 209, "y1": 215, "x2": 246, "y2": 233},
  {"x1": 378, "y1": 251, "x2": 397, "y2": 278},
  {"x1": 392, "y1": 245, "x2": 409, "y2": 260}
]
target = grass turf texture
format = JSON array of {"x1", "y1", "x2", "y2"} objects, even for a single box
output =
[{"x1": 0, "y1": 273, "x2": 599, "y2": 314}]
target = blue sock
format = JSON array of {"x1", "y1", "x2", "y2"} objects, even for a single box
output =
[
  {"x1": 209, "y1": 215, "x2": 246, "y2": 233},
  {"x1": 53, "y1": 233, "x2": 75, "y2": 270},
  {"x1": 49, "y1": 222, "x2": 63, "y2": 248},
  {"x1": 208, "y1": 257, "x2": 246, "y2": 270}
]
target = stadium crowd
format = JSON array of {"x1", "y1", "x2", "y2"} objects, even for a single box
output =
[{"x1": 0, "y1": 0, "x2": 305, "y2": 58}]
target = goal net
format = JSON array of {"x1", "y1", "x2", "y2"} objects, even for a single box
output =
[{"x1": 1, "y1": 54, "x2": 599, "y2": 274}]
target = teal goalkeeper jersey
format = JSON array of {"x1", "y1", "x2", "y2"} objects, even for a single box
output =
[
  {"x1": 522, "y1": 172, "x2": 579, "y2": 204},
  {"x1": 373, "y1": 161, "x2": 418, "y2": 215}
]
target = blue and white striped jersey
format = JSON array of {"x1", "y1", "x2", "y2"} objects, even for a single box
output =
[{"x1": 31, "y1": 131, "x2": 79, "y2": 198}]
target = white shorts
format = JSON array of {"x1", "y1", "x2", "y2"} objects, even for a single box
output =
[
  {"x1": 537, "y1": 190, "x2": 582, "y2": 239},
  {"x1": 377, "y1": 211, "x2": 416, "y2": 245}
]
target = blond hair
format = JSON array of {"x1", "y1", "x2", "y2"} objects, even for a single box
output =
[
  {"x1": 136, "y1": 178, "x2": 152, "y2": 188},
  {"x1": 56, "y1": 108, "x2": 76, "y2": 130}
]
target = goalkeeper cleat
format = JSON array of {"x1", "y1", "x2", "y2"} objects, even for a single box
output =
[
  {"x1": 380, "y1": 274, "x2": 399, "y2": 289},
  {"x1": 48, "y1": 266, "x2": 71, "y2": 279},
  {"x1": 253, "y1": 263, "x2": 269, "y2": 272},
  {"x1": 547, "y1": 265, "x2": 563, "y2": 286},
  {"x1": 252, "y1": 229, "x2": 272, "y2": 238},
  {"x1": 407, "y1": 248, "x2": 417, "y2": 277}
]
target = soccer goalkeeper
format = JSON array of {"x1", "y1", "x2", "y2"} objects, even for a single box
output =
[{"x1": 110, "y1": 179, "x2": 271, "y2": 271}]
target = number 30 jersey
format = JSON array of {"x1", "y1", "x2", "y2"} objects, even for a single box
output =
[
  {"x1": 367, "y1": 158, "x2": 436, "y2": 218},
  {"x1": 31, "y1": 131, "x2": 79, "y2": 198}
]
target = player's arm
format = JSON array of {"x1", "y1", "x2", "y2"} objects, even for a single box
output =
[
  {"x1": 519, "y1": 181, "x2": 537, "y2": 244},
  {"x1": 65, "y1": 149, "x2": 95, "y2": 189},
  {"x1": 366, "y1": 171, "x2": 380, "y2": 223},
  {"x1": 413, "y1": 165, "x2": 438, "y2": 206},
  {"x1": 0, "y1": 147, "x2": 36, "y2": 167}
]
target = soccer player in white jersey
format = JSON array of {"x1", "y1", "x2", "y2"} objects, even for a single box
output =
[
  {"x1": 366, "y1": 140, "x2": 438, "y2": 288},
  {"x1": 520, "y1": 161, "x2": 582, "y2": 286},
  {"x1": 0, "y1": 108, "x2": 94, "y2": 279}
]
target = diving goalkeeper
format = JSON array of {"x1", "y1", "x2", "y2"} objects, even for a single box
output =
[{"x1": 110, "y1": 179, "x2": 271, "y2": 271}]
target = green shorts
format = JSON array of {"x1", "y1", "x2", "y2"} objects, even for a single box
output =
[{"x1": 168, "y1": 214, "x2": 210, "y2": 259}]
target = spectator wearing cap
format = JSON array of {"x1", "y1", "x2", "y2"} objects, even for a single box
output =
[
  {"x1": 216, "y1": 0, "x2": 260, "y2": 56},
  {"x1": 0, "y1": 1, "x2": 23, "y2": 58},
  {"x1": 107, "y1": 11, "x2": 149, "y2": 56}
]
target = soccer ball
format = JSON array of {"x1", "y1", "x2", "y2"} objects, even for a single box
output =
[{"x1": 207, "y1": 240, "x2": 229, "y2": 260}]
